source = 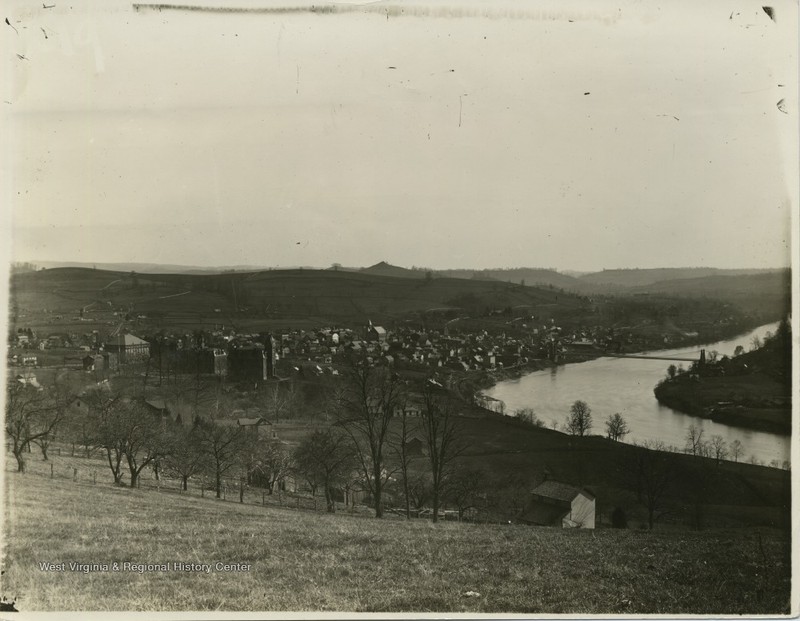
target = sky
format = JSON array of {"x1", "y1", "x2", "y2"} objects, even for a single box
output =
[{"x1": 2, "y1": 0, "x2": 797, "y2": 272}]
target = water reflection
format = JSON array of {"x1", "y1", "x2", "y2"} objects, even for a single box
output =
[{"x1": 483, "y1": 322, "x2": 789, "y2": 465}]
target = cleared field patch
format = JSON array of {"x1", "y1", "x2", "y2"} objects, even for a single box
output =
[{"x1": 1, "y1": 467, "x2": 791, "y2": 614}]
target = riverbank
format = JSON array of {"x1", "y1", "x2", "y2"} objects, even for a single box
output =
[
  {"x1": 652, "y1": 385, "x2": 790, "y2": 435},
  {"x1": 480, "y1": 321, "x2": 789, "y2": 465},
  {"x1": 473, "y1": 318, "x2": 778, "y2": 397},
  {"x1": 652, "y1": 324, "x2": 792, "y2": 436}
]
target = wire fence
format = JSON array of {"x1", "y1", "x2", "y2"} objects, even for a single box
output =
[
  {"x1": 6, "y1": 443, "x2": 525, "y2": 525},
  {"x1": 5, "y1": 443, "x2": 379, "y2": 519}
]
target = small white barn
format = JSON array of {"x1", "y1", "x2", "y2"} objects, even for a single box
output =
[{"x1": 519, "y1": 480, "x2": 596, "y2": 529}]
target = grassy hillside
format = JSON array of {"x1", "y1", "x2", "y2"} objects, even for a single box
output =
[
  {"x1": 2, "y1": 467, "x2": 791, "y2": 613},
  {"x1": 11, "y1": 267, "x2": 587, "y2": 329}
]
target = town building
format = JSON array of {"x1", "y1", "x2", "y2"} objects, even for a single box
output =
[{"x1": 104, "y1": 333, "x2": 150, "y2": 363}]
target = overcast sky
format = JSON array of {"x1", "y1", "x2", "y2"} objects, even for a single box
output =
[{"x1": 2, "y1": 0, "x2": 797, "y2": 271}]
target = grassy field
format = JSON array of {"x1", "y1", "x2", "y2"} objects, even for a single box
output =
[{"x1": 1, "y1": 464, "x2": 792, "y2": 614}]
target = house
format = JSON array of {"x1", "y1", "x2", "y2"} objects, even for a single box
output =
[
  {"x1": 403, "y1": 435, "x2": 427, "y2": 457},
  {"x1": 365, "y1": 322, "x2": 387, "y2": 343},
  {"x1": 518, "y1": 481, "x2": 595, "y2": 529},
  {"x1": 144, "y1": 398, "x2": 171, "y2": 428},
  {"x1": 236, "y1": 417, "x2": 275, "y2": 439},
  {"x1": 15, "y1": 370, "x2": 41, "y2": 389},
  {"x1": 213, "y1": 349, "x2": 228, "y2": 376}
]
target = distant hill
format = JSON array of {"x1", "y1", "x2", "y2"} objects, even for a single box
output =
[
  {"x1": 626, "y1": 271, "x2": 792, "y2": 317},
  {"x1": 31, "y1": 261, "x2": 275, "y2": 274},
  {"x1": 360, "y1": 261, "x2": 425, "y2": 279},
  {"x1": 578, "y1": 268, "x2": 783, "y2": 289},
  {"x1": 436, "y1": 268, "x2": 581, "y2": 291}
]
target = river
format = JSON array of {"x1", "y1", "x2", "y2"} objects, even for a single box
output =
[{"x1": 483, "y1": 322, "x2": 790, "y2": 465}]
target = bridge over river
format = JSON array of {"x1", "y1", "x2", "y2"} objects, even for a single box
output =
[{"x1": 605, "y1": 353, "x2": 699, "y2": 362}]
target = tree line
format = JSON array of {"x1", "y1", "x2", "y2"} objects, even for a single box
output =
[{"x1": 5, "y1": 357, "x2": 469, "y2": 522}]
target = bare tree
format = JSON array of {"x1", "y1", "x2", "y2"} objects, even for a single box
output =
[
  {"x1": 684, "y1": 423, "x2": 705, "y2": 456},
  {"x1": 605, "y1": 413, "x2": 630, "y2": 442},
  {"x1": 5, "y1": 377, "x2": 70, "y2": 472},
  {"x1": 421, "y1": 379, "x2": 465, "y2": 523},
  {"x1": 248, "y1": 439, "x2": 292, "y2": 494},
  {"x1": 709, "y1": 435, "x2": 728, "y2": 461},
  {"x1": 163, "y1": 426, "x2": 208, "y2": 490},
  {"x1": 262, "y1": 382, "x2": 289, "y2": 422},
  {"x1": 730, "y1": 439, "x2": 744, "y2": 463},
  {"x1": 89, "y1": 391, "x2": 128, "y2": 484},
  {"x1": 333, "y1": 356, "x2": 404, "y2": 518},
  {"x1": 293, "y1": 427, "x2": 358, "y2": 512},
  {"x1": 565, "y1": 400, "x2": 592, "y2": 436},
  {"x1": 195, "y1": 418, "x2": 246, "y2": 498},
  {"x1": 621, "y1": 441, "x2": 676, "y2": 530},
  {"x1": 93, "y1": 398, "x2": 171, "y2": 488},
  {"x1": 443, "y1": 465, "x2": 486, "y2": 521},
  {"x1": 514, "y1": 407, "x2": 544, "y2": 427},
  {"x1": 65, "y1": 398, "x2": 96, "y2": 458}
]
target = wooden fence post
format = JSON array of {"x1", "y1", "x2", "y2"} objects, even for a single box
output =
[
  {"x1": 50, "y1": 463, "x2": 54, "y2": 478},
  {"x1": 73, "y1": 468, "x2": 77, "y2": 482},
  {"x1": 262, "y1": 492, "x2": 265, "y2": 506},
  {"x1": 93, "y1": 471, "x2": 96, "y2": 485}
]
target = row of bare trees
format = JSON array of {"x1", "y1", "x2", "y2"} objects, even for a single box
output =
[
  {"x1": 5, "y1": 358, "x2": 468, "y2": 521},
  {"x1": 294, "y1": 359, "x2": 465, "y2": 521}
]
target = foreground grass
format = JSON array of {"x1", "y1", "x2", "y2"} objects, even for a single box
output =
[{"x1": 1, "y1": 469, "x2": 791, "y2": 614}]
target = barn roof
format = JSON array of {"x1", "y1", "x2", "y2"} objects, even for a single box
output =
[{"x1": 531, "y1": 480, "x2": 595, "y2": 503}]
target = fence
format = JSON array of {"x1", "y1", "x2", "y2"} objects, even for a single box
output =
[{"x1": 4, "y1": 443, "x2": 370, "y2": 518}]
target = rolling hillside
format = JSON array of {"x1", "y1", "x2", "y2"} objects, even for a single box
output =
[
  {"x1": 2, "y1": 459, "x2": 791, "y2": 613},
  {"x1": 9, "y1": 267, "x2": 589, "y2": 330},
  {"x1": 625, "y1": 271, "x2": 792, "y2": 317}
]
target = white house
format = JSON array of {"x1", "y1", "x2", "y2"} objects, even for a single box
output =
[{"x1": 519, "y1": 480, "x2": 595, "y2": 529}]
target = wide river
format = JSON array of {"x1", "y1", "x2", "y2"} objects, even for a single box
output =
[{"x1": 483, "y1": 322, "x2": 790, "y2": 465}]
